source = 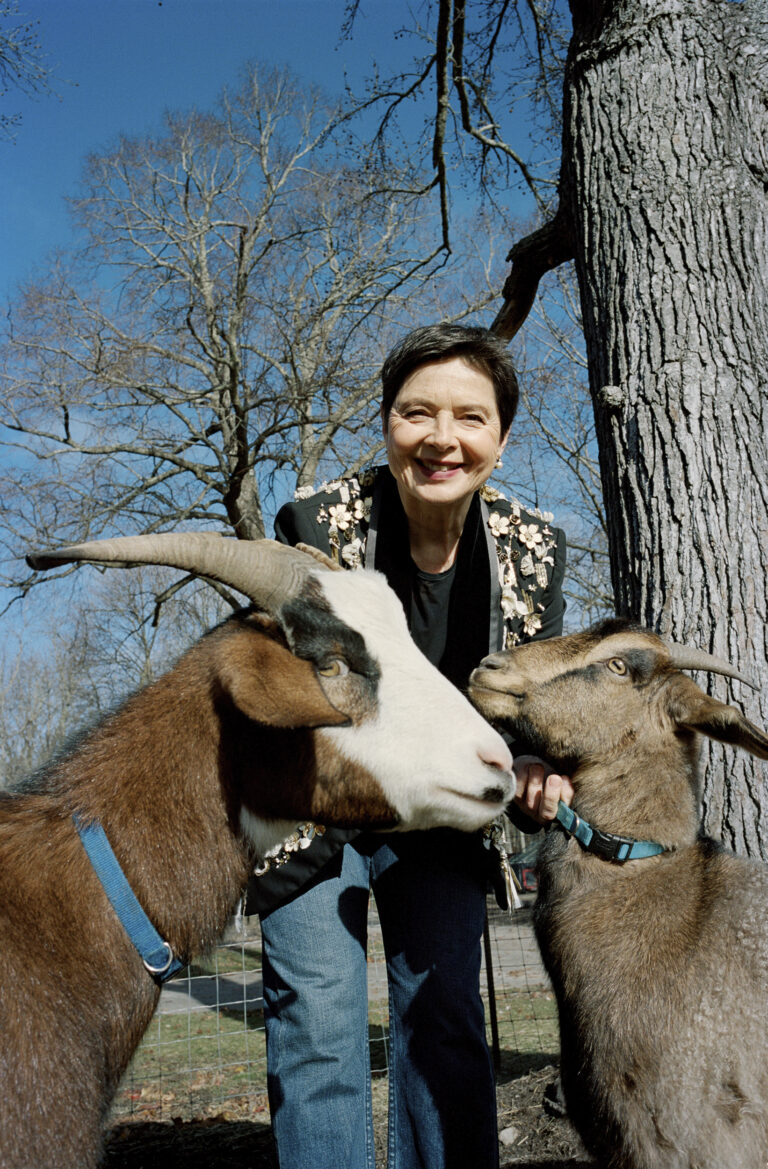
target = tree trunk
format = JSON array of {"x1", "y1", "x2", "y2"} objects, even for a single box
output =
[{"x1": 560, "y1": 0, "x2": 768, "y2": 856}]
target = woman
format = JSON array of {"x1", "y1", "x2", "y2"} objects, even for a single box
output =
[{"x1": 248, "y1": 323, "x2": 571, "y2": 1169}]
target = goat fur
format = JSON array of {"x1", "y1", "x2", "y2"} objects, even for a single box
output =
[
  {"x1": 0, "y1": 587, "x2": 511, "y2": 1169},
  {"x1": 469, "y1": 619, "x2": 768, "y2": 1169}
]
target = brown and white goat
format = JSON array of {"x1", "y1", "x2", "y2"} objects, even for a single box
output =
[
  {"x1": 469, "y1": 619, "x2": 768, "y2": 1169},
  {"x1": 0, "y1": 533, "x2": 512, "y2": 1169}
]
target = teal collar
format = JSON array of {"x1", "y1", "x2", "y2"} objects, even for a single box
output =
[{"x1": 555, "y1": 801, "x2": 667, "y2": 863}]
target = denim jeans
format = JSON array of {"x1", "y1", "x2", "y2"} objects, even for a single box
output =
[{"x1": 260, "y1": 831, "x2": 498, "y2": 1169}]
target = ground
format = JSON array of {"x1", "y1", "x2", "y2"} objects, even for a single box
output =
[
  {"x1": 104, "y1": 903, "x2": 594, "y2": 1167},
  {"x1": 103, "y1": 1063, "x2": 594, "y2": 1168}
]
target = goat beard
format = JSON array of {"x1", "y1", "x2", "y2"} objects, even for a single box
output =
[{"x1": 493, "y1": 715, "x2": 578, "y2": 777}]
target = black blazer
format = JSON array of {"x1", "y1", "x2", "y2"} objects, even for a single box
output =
[{"x1": 246, "y1": 466, "x2": 566, "y2": 917}]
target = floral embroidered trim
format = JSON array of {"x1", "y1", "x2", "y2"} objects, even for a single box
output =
[
  {"x1": 300, "y1": 470, "x2": 559, "y2": 645},
  {"x1": 485, "y1": 494, "x2": 557, "y2": 647},
  {"x1": 253, "y1": 823, "x2": 327, "y2": 877},
  {"x1": 312, "y1": 476, "x2": 372, "y2": 567},
  {"x1": 480, "y1": 483, "x2": 554, "y2": 523}
]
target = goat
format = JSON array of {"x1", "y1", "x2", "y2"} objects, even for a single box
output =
[
  {"x1": 469, "y1": 619, "x2": 768, "y2": 1169},
  {"x1": 0, "y1": 533, "x2": 512, "y2": 1169}
]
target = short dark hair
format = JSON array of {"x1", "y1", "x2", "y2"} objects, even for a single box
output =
[{"x1": 380, "y1": 323, "x2": 519, "y2": 436}]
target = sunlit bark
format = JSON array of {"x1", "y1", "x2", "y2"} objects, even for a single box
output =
[{"x1": 560, "y1": 0, "x2": 768, "y2": 855}]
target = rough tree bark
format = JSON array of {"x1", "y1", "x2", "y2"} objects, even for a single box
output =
[{"x1": 556, "y1": 0, "x2": 768, "y2": 856}]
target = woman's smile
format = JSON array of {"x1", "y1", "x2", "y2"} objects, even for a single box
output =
[{"x1": 415, "y1": 458, "x2": 463, "y2": 478}]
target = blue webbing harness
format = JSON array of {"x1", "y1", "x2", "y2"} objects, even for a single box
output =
[{"x1": 73, "y1": 814, "x2": 185, "y2": 982}]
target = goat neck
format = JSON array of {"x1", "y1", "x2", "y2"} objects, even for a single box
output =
[
  {"x1": 41, "y1": 638, "x2": 253, "y2": 965},
  {"x1": 564, "y1": 738, "x2": 702, "y2": 858}
]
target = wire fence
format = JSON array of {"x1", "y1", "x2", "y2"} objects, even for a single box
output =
[{"x1": 110, "y1": 896, "x2": 558, "y2": 1127}]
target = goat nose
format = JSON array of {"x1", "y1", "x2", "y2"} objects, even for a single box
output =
[
  {"x1": 479, "y1": 738, "x2": 513, "y2": 774},
  {"x1": 480, "y1": 653, "x2": 506, "y2": 670},
  {"x1": 481, "y1": 783, "x2": 509, "y2": 804}
]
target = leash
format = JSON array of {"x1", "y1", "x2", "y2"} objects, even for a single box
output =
[
  {"x1": 555, "y1": 800, "x2": 667, "y2": 863},
  {"x1": 73, "y1": 814, "x2": 185, "y2": 982}
]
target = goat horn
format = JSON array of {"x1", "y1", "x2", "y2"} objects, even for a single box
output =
[
  {"x1": 295, "y1": 542, "x2": 343, "y2": 571},
  {"x1": 665, "y1": 642, "x2": 758, "y2": 690},
  {"x1": 26, "y1": 533, "x2": 325, "y2": 612}
]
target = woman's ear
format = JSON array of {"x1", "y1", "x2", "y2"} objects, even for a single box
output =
[{"x1": 380, "y1": 405, "x2": 388, "y2": 437}]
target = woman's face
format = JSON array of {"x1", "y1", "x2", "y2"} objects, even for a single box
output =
[{"x1": 384, "y1": 356, "x2": 507, "y2": 513}]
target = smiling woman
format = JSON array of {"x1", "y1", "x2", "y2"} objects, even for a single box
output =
[
  {"x1": 248, "y1": 322, "x2": 570, "y2": 1169},
  {"x1": 384, "y1": 357, "x2": 508, "y2": 570}
]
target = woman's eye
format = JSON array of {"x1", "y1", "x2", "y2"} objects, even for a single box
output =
[
  {"x1": 607, "y1": 657, "x2": 627, "y2": 676},
  {"x1": 317, "y1": 659, "x2": 349, "y2": 678}
]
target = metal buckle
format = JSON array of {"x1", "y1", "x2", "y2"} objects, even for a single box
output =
[{"x1": 143, "y1": 942, "x2": 175, "y2": 977}]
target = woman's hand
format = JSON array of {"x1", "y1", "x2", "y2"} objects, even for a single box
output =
[{"x1": 512, "y1": 755, "x2": 574, "y2": 825}]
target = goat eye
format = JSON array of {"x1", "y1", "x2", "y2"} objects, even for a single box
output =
[
  {"x1": 317, "y1": 659, "x2": 349, "y2": 678},
  {"x1": 607, "y1": 657, "x2": 628, "y2": 676}
]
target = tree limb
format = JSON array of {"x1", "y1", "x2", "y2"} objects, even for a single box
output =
[{"x1": 491, "y1": 207, "x2": 575, "y2": 338}]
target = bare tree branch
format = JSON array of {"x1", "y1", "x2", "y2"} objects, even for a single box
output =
[
  {"x1": 491, "y1": 207, "x2": 575, "y2": 338},
  {"x1": 0, "y1": 0, "x2": 59, "y2": 140},
  {"x1": 1, "y1": 64, "x2": 495, "y2": 608}
]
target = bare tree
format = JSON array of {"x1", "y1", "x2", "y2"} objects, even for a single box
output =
[
  {"x1": 550, "y1": 0, "x2": 768, "y2": 857},
  {"x1": 0, "y1": 625, "x2": 92, "y2": 787},
  {"x1": 343, "y1": 0, "x2": 569, "y2": 247},
  {"x1": 0, "y1": 0, "x2": 57, "y2": 141},
  {"x1": 505, "y1": 264, "x2": 611, "y2": 626},
  {"x1": 346, "y1": 1, "x2": 610, "y2": 623},
  {"x1": 0, "y1": 566, "x2": 229, "y2": 788},
  {"x1": 0, "y1": 65, "x2": 446, "y2": 598}
]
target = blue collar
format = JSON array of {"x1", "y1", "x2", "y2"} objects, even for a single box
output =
[
  {"x1": 555, "y1": 801, "x2": 667, "y2": 863},
  {"x1": 73, "y1": 815, "x2": 185, "y2": 982}
]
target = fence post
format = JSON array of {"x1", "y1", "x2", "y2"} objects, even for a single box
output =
[{"x1": 483, "y1": 906, "x2": 500, "y2": 1074}]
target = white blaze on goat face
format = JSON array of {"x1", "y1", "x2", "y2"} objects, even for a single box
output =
[{"x1": 311, "y1": 569, "x2": 513, "y2": 831}]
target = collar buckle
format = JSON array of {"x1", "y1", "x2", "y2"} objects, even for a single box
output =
[
  {"x1": 555, "y1": 800, "x2": 665, "y2": 864},
  {"x1": 586, "y1": 826, "x2": 637, "y2": 862}
]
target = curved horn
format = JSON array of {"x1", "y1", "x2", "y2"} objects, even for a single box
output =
[
  {"x1": 666, "y1": 642, "x2": 758, "y2": 690},
  {"x1": 26, "y1": 533, "x2": 325, "y2": 613},
  {"x1": 295, "y1": 542, "x2": 343, "y2": 571}
]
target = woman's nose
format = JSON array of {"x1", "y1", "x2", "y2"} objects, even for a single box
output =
[{"x1": 427, "y1": 412, "x2": 457, "y2": 447}]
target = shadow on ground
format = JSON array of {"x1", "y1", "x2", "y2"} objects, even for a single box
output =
[
  {"x1": 103, "y1": 1118, "x2": 277, "y2": 1169},
  {"x1": 103, "y1": 1062, "x2": 596, "y2": 1169}
]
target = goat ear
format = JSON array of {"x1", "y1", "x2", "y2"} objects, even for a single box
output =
[
  {"x1": 668, "y1": 675, "x2": 768, "y2": 759},
  {"x1": 218, "y1": 629, "x2": 350, "y2": 729}
]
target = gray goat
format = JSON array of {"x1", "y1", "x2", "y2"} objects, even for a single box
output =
[
  {"x1": 469, "y1": 618, "x2": 768, "y2": 1169},
  {"x1": 0, "y1": 533, "x2": 512, "y2": 1169}
]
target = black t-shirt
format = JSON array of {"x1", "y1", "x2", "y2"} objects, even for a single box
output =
[{"x1": 409, "y1": 561, "x2": 456, "y2": 669}]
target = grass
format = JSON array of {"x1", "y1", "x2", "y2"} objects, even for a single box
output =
[
  {"x1": 494, "y1": 986, "x2": 559, "y2": 1054},
  {"x1": 112, "y1": 986, "x2": 558, "y2": 1122},
  {"x1": 186, "y1": 943, "x2": 262, "y2": 977},
  {"x1": 111, "y1": 914, "x2": 560, "y2": 1124},
  {"x1": 113, "y1": 1006, "x2": 269, "y2": 1118}
]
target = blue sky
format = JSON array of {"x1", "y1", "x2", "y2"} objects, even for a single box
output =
[
  {"x1": 1, "y1": 0, "x2": 421, "y2": 301},
  {"x1": 0, "y1": 3, "x2": 587, "y2": 662}
]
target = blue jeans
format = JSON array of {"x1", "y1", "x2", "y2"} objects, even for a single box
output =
[{"x1": 260, "y1": 832, "x2": 498, "y2": 1169}]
